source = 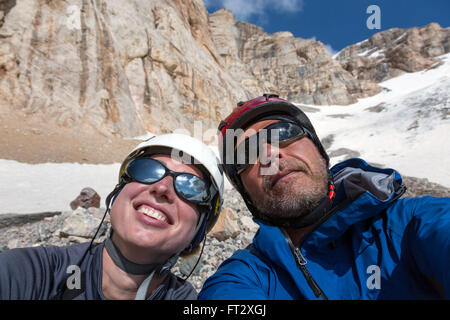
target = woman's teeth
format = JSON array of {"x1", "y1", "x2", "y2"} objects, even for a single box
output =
[{"x1": 137, "y1": 205, "x2": 168, "y2": 223}]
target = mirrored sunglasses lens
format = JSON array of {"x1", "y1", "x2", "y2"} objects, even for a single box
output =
[
  {"x1": 175, "y1": 174, "x2": 208, "y2": 202},
  {"x1": 268, "y1": 122, "x2": 305, "y2": 142},
  {"x1": 127, "y1": 158, "x2": 165, "y2": 183}
]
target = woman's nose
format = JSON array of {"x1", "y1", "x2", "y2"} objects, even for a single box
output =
[{"x1": 147, "y1": 176, "x2": 176, "y2": 203}]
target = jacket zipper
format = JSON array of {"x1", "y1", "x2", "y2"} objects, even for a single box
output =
[
  {"x1": 280, "y1": 228, "x2": 328, "y2": 300},
  {"x1": 288, "y1": 192, "x2": 361, "y2": 299},
  {"x1": 293, "y1": 247, "x2": 327, "y2": 300},
  {"x1": 281, "y1": 175, "x2": 406, "y2": 300}
]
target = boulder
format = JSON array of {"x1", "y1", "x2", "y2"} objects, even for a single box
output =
[
  {"x1": 208, "y1": 207, "x2": 240, "y2": 241},
  {"x1": 60, "y1": 207, "x2": 107, "y2": 239},
  {"x1": 177, "y1": 254, "x2": 203, "y2": 277},
  {"x1": 70, "y1": 187, "x2": 101, "y2": 210},
  {"x1": 239, "y1": 215, "x2": 259, "y2": 234}
]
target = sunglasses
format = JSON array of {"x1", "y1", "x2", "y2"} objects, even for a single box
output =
[
  {"x1": 123, "y1": 157, "x2": 211, "y2": 205},
  {"x1": 234, "y1": 121, "x2": 312, "y2": 174}
]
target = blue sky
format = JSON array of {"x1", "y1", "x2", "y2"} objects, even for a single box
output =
[{"x1": 203, "y1": 0, "x2": 450, "y2": 55}]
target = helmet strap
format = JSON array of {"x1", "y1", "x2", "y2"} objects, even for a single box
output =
[
  {"x1": 181, "y1": 207, "x2": 207, "y2": 254},
  {"x1": 182, "y1": 234, "x2": 207, "y2": 282},
  {"x1": 105, "y1": 230, "x2": 178, "y2": 276}
]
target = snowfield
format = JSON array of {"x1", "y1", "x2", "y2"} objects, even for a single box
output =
[
  {"x1": 305, "y1": 52, "x2": 450, "y2": 187},
  {"x1": 1, "y1": 53, "x2": 449, "y2": 214}
]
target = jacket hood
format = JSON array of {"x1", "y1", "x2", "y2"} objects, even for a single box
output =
[{"x1": 253, "y1": 158, "x2": 406, "y2": 254}]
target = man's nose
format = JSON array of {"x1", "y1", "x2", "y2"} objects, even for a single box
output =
[
  {"x1": 259, "y1": 141, "x2": 283, "y2": 166},
  {"x1": 259, "y1": 141, "x2": 283, "y2": 176}
]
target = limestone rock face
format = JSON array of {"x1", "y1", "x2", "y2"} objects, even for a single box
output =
[
  {"x1": 209, "y1": 9, "x2": 381, "y2": 105},
  {"x1": 208, "y1": 207, "x2": 240, "y2": 241},
  {"x1": 0, "y1": 1, "x2": 446, "y2": 143},
  {"x1": 0, "y1": 0, "x2": 252, "y2": 139},
  {"x1": 335, "y1": 23, "x2": 450, "y2": 82},
  {"x1": 207, "y1": 9, "x2": 272, "y2": 96}
]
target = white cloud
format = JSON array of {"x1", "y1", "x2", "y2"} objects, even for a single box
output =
[
  {"x1": 276, "y1": 0, "x2": 304, "y2": 11},
  {"x1": 204, "y1": 0, "x2": 304, "y2": 23},
  {"x1": 222, "y1": 0, "x2": 261, "y2": 21},
  {"x1": 308, "y1": 37, "x2": 338, "y2": 57},
  {"x1": 324, "y1": 43, "x2": 338, "y2": 56}
]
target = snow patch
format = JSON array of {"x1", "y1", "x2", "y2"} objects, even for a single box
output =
[
  {"x1": 1, "y1": 55, "x2": 449, "y2": 214},
  {"x1": 299, "y1": 52, "x2": 450, "y2": 188}
]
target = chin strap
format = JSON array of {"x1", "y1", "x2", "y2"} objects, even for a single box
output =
[
  {"x1": 105, "y1": 234, "x2": 167, "y2": 275},
  {"x1": 105, "y1": 233, "x2": 180, "y2": 300}
]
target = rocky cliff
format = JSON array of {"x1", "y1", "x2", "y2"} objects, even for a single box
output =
[
  {"x1": 0, "y1": 0, "x2": 254, "y2": 140},
  {"x1": 335, "y1": 23, "x2": 450, "y2": 82},
  {"x1": 0, "y1": 1, "x2": 448, "y2": 152},
  {"x1": 209, "y1": 9, "x2": 381, "y2": 105}
]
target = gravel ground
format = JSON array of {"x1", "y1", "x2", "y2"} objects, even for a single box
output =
[{"x1": 0, "y1": 176, "x2": 448, "y2": 293}]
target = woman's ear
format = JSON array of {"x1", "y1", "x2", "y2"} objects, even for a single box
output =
[{"x1": 106, "y1": 182, "x2": 125, "y2": 209}]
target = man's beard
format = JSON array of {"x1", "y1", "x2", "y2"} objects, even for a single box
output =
[{"x1": 250, "y1": 157, "x2": 329, "y2": 220}]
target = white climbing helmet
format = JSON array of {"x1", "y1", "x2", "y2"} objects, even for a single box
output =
[{"x1": 108, "y1": 133, "x2": 224, "y2": 252}]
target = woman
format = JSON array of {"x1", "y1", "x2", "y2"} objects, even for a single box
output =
[{"x1": 0, "y1": 134, "x2": 224, "y2": 300}]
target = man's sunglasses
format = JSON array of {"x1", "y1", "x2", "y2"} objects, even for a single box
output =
[
  {"x1": 123, "y1": 157, "x2": 211, "y2": 205},
  {"x1": 235, "y1": 121, "x2": 312, "y2": 174}
]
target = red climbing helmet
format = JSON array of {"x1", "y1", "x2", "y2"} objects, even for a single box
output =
[
  {"x1": 217, "y1": 94, "x2": 333, "y2": 228},
  {"x1": 218, "y1": 93, "x2": 329, "y2": 190}
]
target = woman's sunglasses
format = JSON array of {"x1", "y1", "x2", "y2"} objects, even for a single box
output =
[
  {"x1": 234, "y1": 121, "x2": 312, "y2": 174},
  {"x1": 123, "y1": 157, "x2": 211, "y2": 205}
]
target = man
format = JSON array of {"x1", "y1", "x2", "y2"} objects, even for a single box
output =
[
  {"x1": 0, "y1": 134, "x2": 224, "y2": 299},
  {"x1": 199, "y1": 94, "x2": 450, "y2": 300}
]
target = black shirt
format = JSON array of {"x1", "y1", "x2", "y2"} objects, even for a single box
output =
[{"x1": 0, "y1": 242, "x2": 197, "y2": 300}]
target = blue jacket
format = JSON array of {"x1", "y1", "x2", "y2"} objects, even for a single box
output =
[{"x1": 199, "y1": 158, "x2": 450, "y2": 300}]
